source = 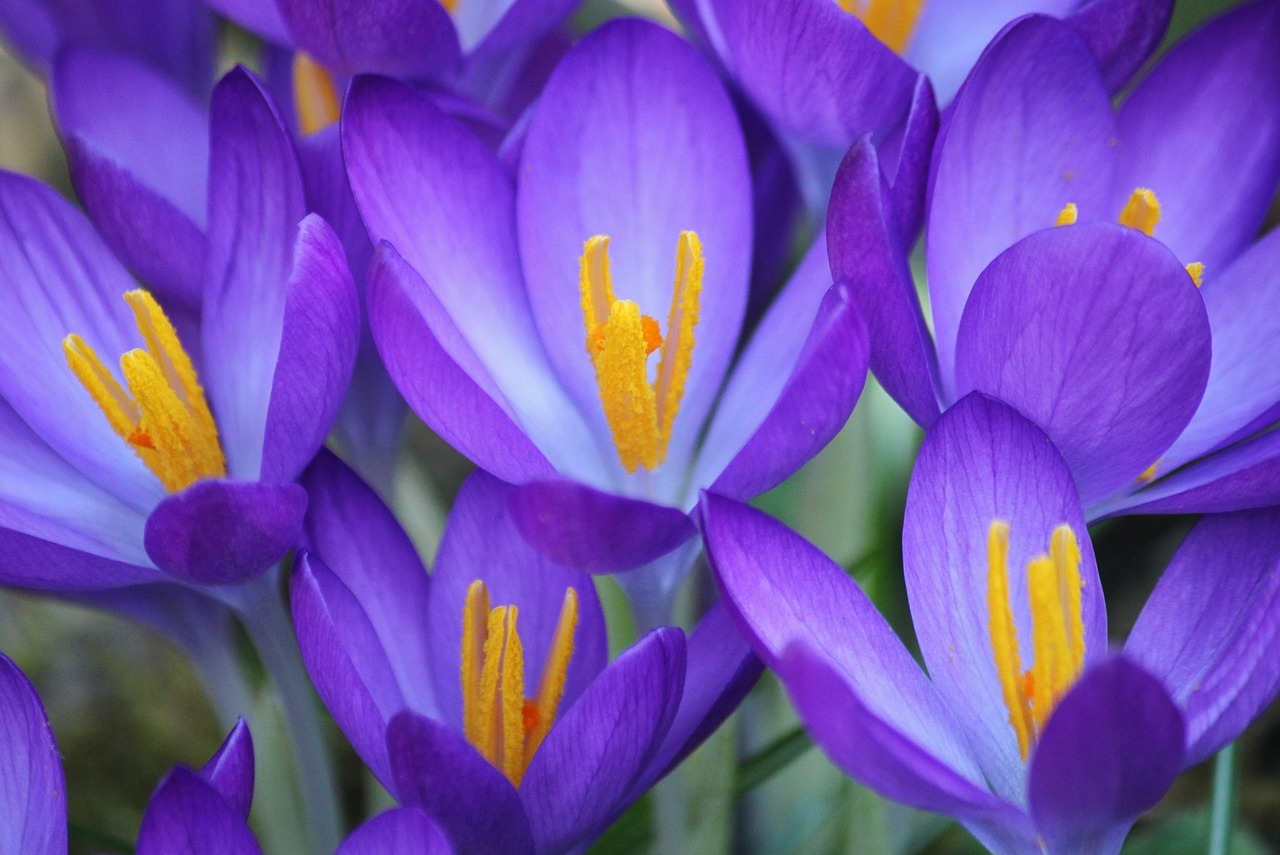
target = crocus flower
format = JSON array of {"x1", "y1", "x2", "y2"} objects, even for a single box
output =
[
  {"x1": 703, "y1": 393, "x2": 1280, "y2": 855},
  {"x1": 291, "y1": 452, "x2": 760, "y2": 853},
  {"x1": 833, "y1": 3, "x2": 1280, "y2": 516},
  {"x1": 344, "y1": 17, "x2": 867, "y2": 612},
  {"x1": 0, "y1": 65, "x2": 358, "y2": 590}
]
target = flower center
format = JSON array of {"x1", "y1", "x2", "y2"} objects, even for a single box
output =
[
  {"x1": 292, "y1": 52, "x2": 341, "y2": 136},
  {"x1": 64, "y1": 290, "x2": 226, "y2": 493},
  {"x1": 986, "y1": 520, "x2": 1086, "y2": 760},
  {"x1": 460, "y1": 580, "x2": 579, "y2": 787},
  {"x1": 1056, "y1": 187, "x2": 1204, "y2": 287},
  {"x1": 578, "y1": 232, "x2": 703, "y2": 474},
  {"x1": 837, "y1": 0, "x2": 925, "y2": 54}
]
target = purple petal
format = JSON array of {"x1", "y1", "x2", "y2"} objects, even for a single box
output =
[
  {"x1": 1126, "y1": 508, "x2": 1280, "y2": 766},
  {"x1": 516, "y1": 18, "x2": 752, "y2": 485},
  {"x1": 926, "y1": 15, "x2": 1115, "y2": 387},
  {"x1": 461, "y1": 0, "x2": 577, "y2": 58},
  {"x1": 883, "y1": 76, "x2": 939, "y2": 241},
  {"x1": 709, "y1": 279, "x2": 870, "y2": 500},
  {"x1": 276, "y1": 0, "x2": 459, "y2": 77},
  {"x1": 201, "y1": 0, "x2": 291, "y2": 44},
  {"x1": 337, "y1": 808, "x2": 454, "y2": 855},
  {"x1": 387, "y1": 711, "x2": 535, "y2": 855},
  {"x1": 136, "y1": 767, "x2": 263, "y2": 855},
  {"x1": 0, "y1": 170, "x2": 163, "y2": 510},
  {"x1": 366, "y1": 243, "x2": 558, "y2": 484},
  {"x1": 199, "y1": 719, "x2": 254, "y2": 820},
  {"x1": 902, "y1": 394, "x2": 1103, "y2": 803},
  {"x1": 204, "y1": 67, "x2": 306, "y2": 481},
  {"x1": 521, "y1": 627, "x2": 686, "y2": 854},
  {"x1": 700, "y1": 492, "x2": 993, "y2": 796},
  {"x1": 260, "y1": 214, "x2": 359, "y2": 484},
  {"x1": 1112, "y1": 0, "x2": 1280, "y2": 273},
  {"x1": 144, "y1": 480, "x2": 307, "y2": 584},
  {"x1": 1067, "y1": 0, "x2": 1172, "y2": 93},
  {"x1": 0, "y1": 653, "x2": 65, "y2": 855},
  {"x1": 953, "y1": 224, "x2": 1211, "y2": 504},
  {"x1": 506, "y1": 479, "x2": 696, "y2": 574},
  {"x1": 427, "y1": 471, "x2": 607, "y2": 730},
  {"x1": 1028, "y1": 657, "x2": 1184, "y2": 854},
  {"x1": 0, "y1": 524, "x2": 158, "y2": 589},
  {"x1": 828, "y1": 136, "x2": 941, "y2": 427}
]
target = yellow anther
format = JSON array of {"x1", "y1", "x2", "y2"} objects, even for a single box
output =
[
  {"x1": 525, "y1": 588, "x2": 578, "y2": 762},
  {"x1": 439, "y1": 0, "x2": 458, "y2": 11},
  {"x1": 498, "y1": 609, "x2": 526, "y2": 785},
  {"x1": 578, "y1": 232, "x2": 703, "y2": 474},
  {"x1": 461, "y1": 580, "x2": 491, "y2": 749},
  {"x1": 1055, "y1": 203, "x2": 1078, "y2": 226},
  {"x1": 292, "y1": 52, "x2": 340, "y2": 136},
  {"x1": 1137, "y1": 460, "x2": 1160, "y2": 484},
  {"x1": 838, "y1": 0, "x2": 926, "y2": 54},
  {"x1": 1185, "y1": 262, "x2": 1205, "y2": 288},
  {"x1": 986, "y1": 521, "x2": 1035, "y2": 760},
  {"x1": 64, "y1": 290, "x2": 225, "y2": 493},
  {"x1": 1118, "y1": 187, "x2": 1161, "y2": 237}
]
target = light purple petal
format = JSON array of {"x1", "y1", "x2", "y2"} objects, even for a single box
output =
[
  {"x1": 276, "y1": 0, "x2": 459, "y2": 77},
  {"x1": 517, "y1": 18, "x2": 752, "y2": 492},
  {"x1": 521, "y1": 627, "x2": 686, "y2": 855},
  {"x1": 144, "y1": 480, "x2": 307, "y2": 584},
  {"x1": 0, "y1": 524, "x2": 158, "y2": 589},
  {"x1": 387, "y1": 711, "x2": 535, "y2": 855},
  {"x1": 427, "y1": 471, "x2": 607, "y2": 731},
  {"x1": 700, "y1": 492, "x2": 994, "y2": 798},
  {"x1": 136, "y1": 767, "x2": 263, "y2": 855},
  {"x1": 1126, "y1": 508, "x2": 1280, "y2": 766},
  {"x1": 1028, "y1": 657, "x2": 1184, "y2": 855},
  {"x1": 199, "y1": 719, "x2": 254, "y2": 820},
  {"x1": 204, "y1": 67, "x2": 306, "y2": 481},
  {"x1": 462, "y1": 0, "x2": 577, "y2": 58},
  {"x1": 260, "y1": 214, "x2": 359, "y2": 484},
  {"x1": 926, "y1": 15, "x2": 1115, "y2": 389},
  {"x1": 1112, "y1": 0, "x2": 1280, "y2": 273},
  {"x1": 202, "y1": 0, "x2": 291, "y2": 44},
  {"x1": 902, "y1": 393, "x2": 1103, "y2": 803},
  {"x1": 337, "y1": 808, "x2": 455, "y2": 855},
  {"x1": 0, "y1": 170, "x2": 163, "y2": 511},
  {"x1": 0, "y1": 653, "x2": 65, "y2": 855},
  {"x1": 506, "y1": 479, "x2": 696, "y2": 574},
  {"x1": 1067, "y1": 0, "x2": 1172, "y2": 93},
  {"x1": 828, "y1": 136, "x2": 941, "y2": 427},
  {"x1": 953, "y1": 224, "x2": 1211, "y2": 505}
]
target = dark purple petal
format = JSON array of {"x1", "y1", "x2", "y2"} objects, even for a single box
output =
[
  {"x1": 260, "y1": 214, "x2": 360, "y2": 484},
  {"x1": 954, "y1": 224, "x2": 1211, "y2": 504},
  {"x1": 1126, "y1": 509, "x2": 1280, "y2": 766},
  {"x1": 277, "y1": 0, "x2": 459, "y2": 77},
  {"x1": 462, "y1": 0, "x2": 577, "y2": 58},
  {"x1": 1067, "y1": 0, "x2": 1172, "y2": 92},
  {"x1": 700, "y1": 493, "x2": 993, "y2": 794},
  {"x1": 387, "y1": 711, "x2": 535, "y2": 855},
  {"x1": 0, "y1": 524, "x2": 159, "y2": 589},
  {"x1": 202, "y1": 0, "x2": 291, "y2": 44},
  {"x1": 337, "y1": 808, "x2": 454, "y2": 855},
  {"x1": 0, "y1": 653, "x2": 65, "y2": 855},
  {"x1": 199, "y1": 719, "x2": 254, "y2": 820},
  {"x1": 145, "y1": 480, "x2": 307, "y2": 584},
  {"x1": 366, "y1": 243, "x2": 558, "y2": 484},
  {"x1": 829, "y1": 136, "x2": 941, "y2": 427},
  {"x1": 709, "y1": 279, "x2": 869, "y2": 500},
  {"x1": 883, "y1": 76, "x2": 938, "y2": 241},
  {"x1": 204, "y1": 66, "x2": 306, "y2": 480},
  {"x1": 517, "y1": 19, "x2": 752, "y2": 481},
  {"x1": 136, "y1": 767, "x2": 263, "y2": 855},
  {"x1": 927, "y1": 15, "x2": 1114, "y2": 387},
  {"x1": 1113, "y1": 0, "x2": 1280, "y2": 273},
  {"x1": 903, "y1": 394, "x2": 1103, "y2": 802},
  {"x1": 521, "y1": 628, "x2": 686, "y2": 855},
  {"x1": 428, "y1": 471, "x2": 607, "y2": 729},
  {"x1": 1028, "y1": 657, "x2": 1184, "y2": 853},
  {"x1": 507, "y1": 479, "x2": 696, "y2": 574}
]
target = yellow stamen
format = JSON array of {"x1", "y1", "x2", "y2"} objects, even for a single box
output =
[
  {"x1": 64, "y1": 290, "x2": 225, "y2": 492},
  {"x1": 1118, "y1": 187, "x2": 1161, "y2": 237},
  {"x1": 439, "y1": 0, "x2": 458, "y2": 11},
  {"x1": 1051, "y1": 525, "x2": 1085, "y2": 680},
  {"x1": 1137, "y1": 460, "x2": 1160, "y2": 484},
  {"x1": 1185, "y1": 262, "x2": 1204, "y2": 288},
  {"x1": 461, "y1": 581, "x2": 491, "y2": 749},
  {"x1": 986, "y1": 521, "x2": 1035, "y2": 760},
  {"x1": 498, "y1": 608, "x2": 525, "y2": 785},
  {"x1": 578, "y1": 233, "x2": 703, "y2": 474},
  {"x1": 292, "y1": 52, "x2": 340, "y2": 136},
  {"x1": 525, "y1": 589, "x2": 578, "y2": 761},
  {"x1": 1054, "y1": 203, "x2": 1078, "y2": 226},
  {"x1": 838, "y1": 0, "x2": 926, "y2": 54}
]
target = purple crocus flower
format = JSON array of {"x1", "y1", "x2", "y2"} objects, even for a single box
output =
[
  {"x1": 291, "y1": 452, "x2": 760, "y2": 853},
  {"x1": 834, "y1": 3, "x2": 1280, "y2": 516},
  {"x1": 703, "y1": 393, "x2": 1280, "y2": 855},
  {"x1": 0, "y1": 64, "x2": 358, "y2": 590},
  {"x1": 344, "y1": 17, "x2": 868, "y2": 611}
]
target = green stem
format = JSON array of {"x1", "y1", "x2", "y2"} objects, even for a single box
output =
[{"x1": 1207, "y1": 741, "x2": 1237, "y2": 855}]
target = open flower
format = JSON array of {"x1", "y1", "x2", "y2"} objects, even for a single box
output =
[
  {"x1": 292, "y1": 452, "x2": 760, "y2": 853},
  {"x1": 703, "y1": 393, "x2": 1280, "y2": 855},
  {"x1": 834, "y1": 3, "x2": 1280, "y2": 516}
]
